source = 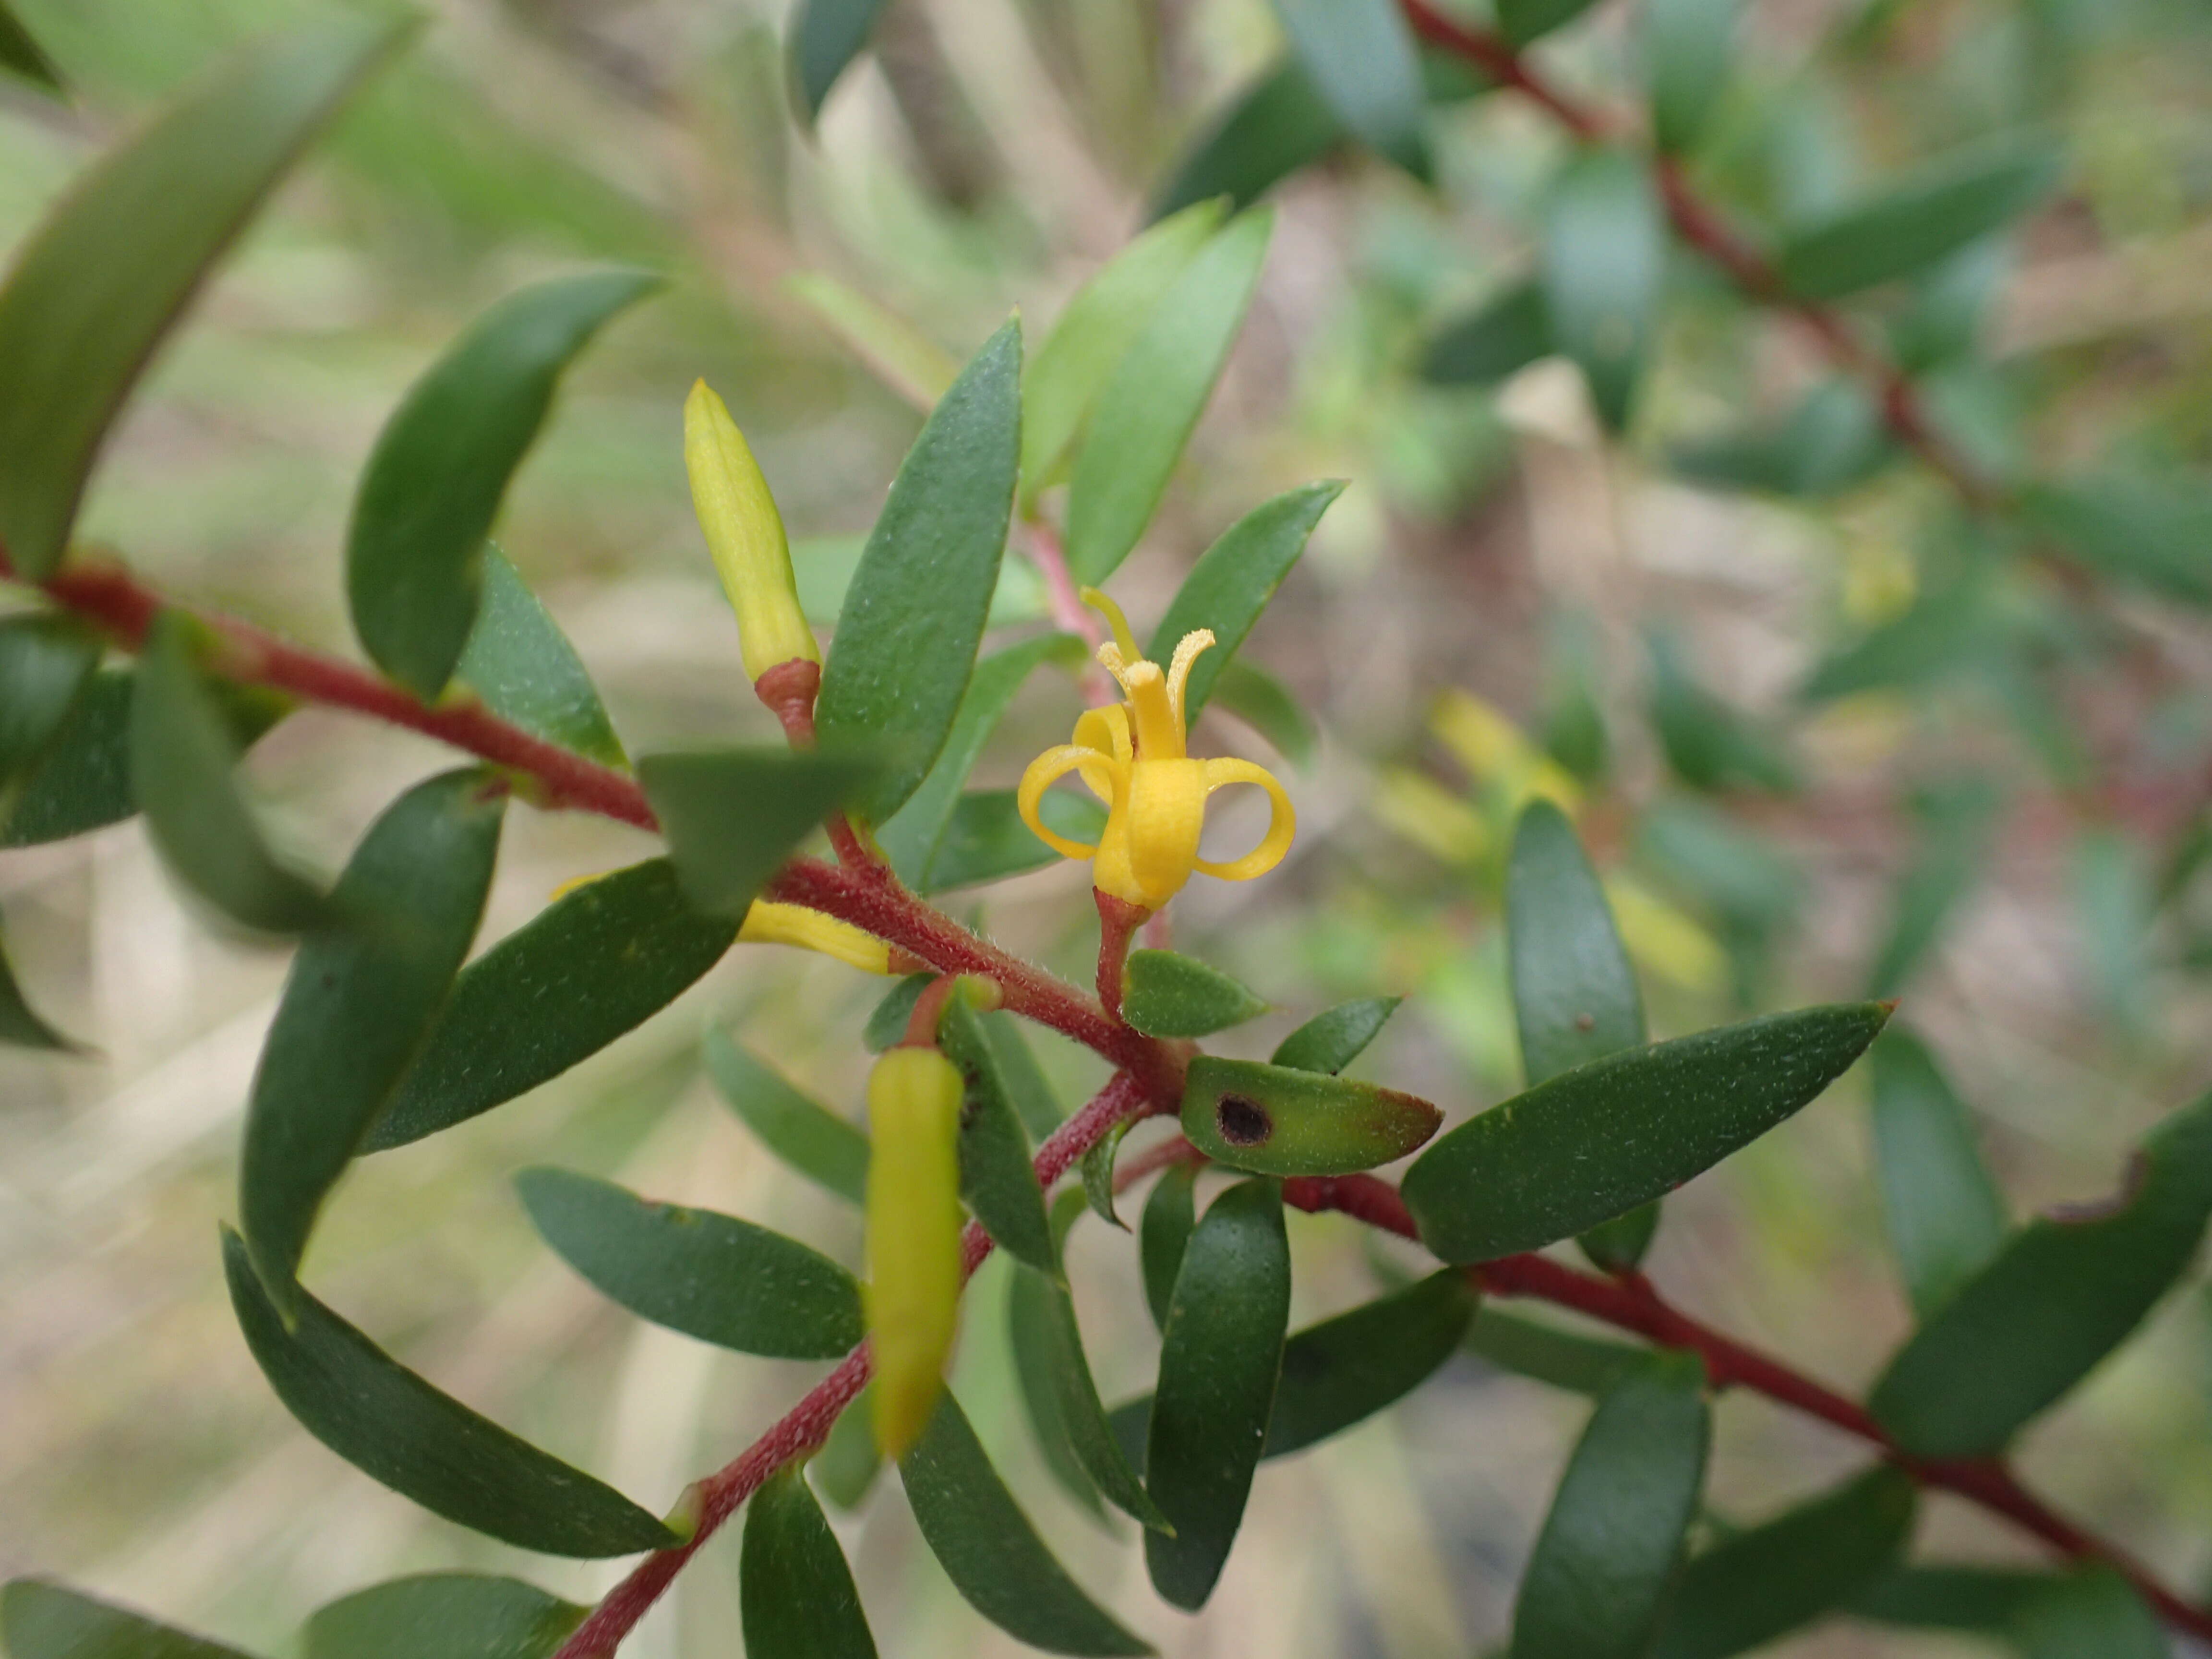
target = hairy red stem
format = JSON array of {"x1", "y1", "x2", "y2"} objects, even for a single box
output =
[{"x1": 1094, "y1": 889, "x2": 1146, "y2": 1022}]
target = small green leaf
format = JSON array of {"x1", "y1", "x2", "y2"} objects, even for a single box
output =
[
  {"x1": 1649, "y1": 631, "x2": 1799, "y2": 795},
  {"x1": 2018, "y1": 474, "x2": 2212, "y2": 606},
  {"x1": 1870, "y1": 1030, "x2": 2007, "y2": 1320},
  {"x1": 1122, "y1": 950, "x2": 1267, "y2": 1039},
  {"x1": 925, "y1": 790, "x2": 1106, "y2": 893},
  {"x1": 1466, "y1": 1306, "x2": 1648, "y2": 1395},
  {"x1": 1139, "y1": 1162, "x2": 1199, "y2": 1332},
  {"x1": 1848, "y1": 1565, "x2": 2053, "y2": 1633},
  {"x1": 1421, "y1": 279, "x2": 1553, "y2": 387},
  {"x1": 941, "y1": 999, "x2": 1056, "y2": 1275},
  {"x1": 1080, "y1": 1116, "x2": 1132, "y2": 1230},
  {"x1": 1865, "y1": 778, "x2": 2001, "y2": 998},
  {"x1": 1264, "y1": 1270, "x2": 1476, "y2": 1456},
  {"x1": 1510, "y1": 1354, "x2": 1711, "y2": 1659},
  {"x1": 863, "y1": 973, "x2": 932, "y2": 1054},
  {"x1": 304, "y1": 1575, "x2": 586, "y2": 1659},
  {"x1": 369, "y1": 858, "x2": 737, "y2": 1151},
  {"x1": 222, "y1": 1229, "x2": 673, "y2": 1557},
  {"x1": 1404, "y1": 1002, "x2": 1890, "y2": 1263},
  {"x1": 784, "y1": 275, "x2": 956, "y2": 411},
  {"x1": 2008, "y1": 1566, "x2": 2168, "y2": 1659},
  {"x1": 1146, "y1": 1178, "x2": 1290, "y2": 1610},
  {"x1": 1, "y1": 1581, "x2": 253, "y2": 1659},
  {"x1": 1066, "y1": 211, "x2": 1273, "y2": 584},
  {"x1": 1269, "y1": 0, "x2": 1431, "y2": 178},
  {"x1": 786, "y1": 0, "x2": 891, "y2": 122},
  {"x1": 454, "y1": 548, "x2": 626, "y2": 767},
  {"x1": 1499, "y1": 0, "x2": 1605, "y2": 46},
  {"x1": 0, "y1": 13, "x2": 409, "y2": 579},
  {"x1": 705, "y1": 1033, "x2": 871, "y2": 1205},
  {"x1": 0, "y1": 923, "x2": 82, "y2": 1052},
  {"x1": 239, "y1": 770, "x2": 503, "y2": 1305},
  {"x1": 517, "y1": 1167, "x2": 863, "y2": 1358},
  {"x1": 1575, "y1": 1205, "x2": 1662, "y2": 1275},
  {"x1": 1271, "y1": 997, "x2": 1400, "y2": 1075},
  {"x1": 981, "y1": 1011, "x2": 1064, "y2": 1140},
  {"x1": 1180, "y1": 1056, "x2": 1441, "y2": 1177},
  {"x1": 817, "y1": 319, "x2": 1022, "y2": 823},
  {"x1": 1148, "y1": 60, "x2": 1341, "y2": 223},
  {"x1": 1870, "y1": 1086, "x2": 2212, "y2": 1458},
  {"x1": 1008, "y1": 1256, "x2": 1108, "y2": 1518},
  {"x1": 131, "y1": 614, "x2": 328, "y2": 934},
  {"x1": 1650, "y1": 1467, "x2": 1917, "y2": 1659},
  {"x1": 0, "y1": 5, "x2": 60, "y2": 93},
  {"x1": 741, "y1": 1467, "x2": 878, "y2": 1659},
  {"x1": 1669, "y1": 382, "x2": 1891, "y2": 499},
  {"x1": 1643, "y1": 0, "x2": 1737, "y2": 154},
  {"x1": 639, "y1": 748, "x2": 876, "y2": 916},
  {"x1": 1540, "y1": 149, "x2": 1663, "y2": 433},
  {"x1": 1799, "y1": 569, "x2": 2006, "y2": 704},
  {"x1": 811, "y1": 1386, "x2": 883, "y2": 1510},
  {"x1": 900, "y1": 1391, "x2": 1152, "y2": 1656},
  {"x1": 0, "y1": 616, "x2": 98, "y2": 784},
  {"x1": 1018, "y1": 1261, "x2": 1176, "y2": 1531},
  {"x1": 1776, "y1": 144, "x2": 2060, "y2": 301},
  {"x1": 1208, "y1": 658, "x2": 1315, "y2": 767}
]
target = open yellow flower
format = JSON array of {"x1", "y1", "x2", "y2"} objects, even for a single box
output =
[{"x1": 1018, "y1": 588, "x2": 1295, "y2": 911}]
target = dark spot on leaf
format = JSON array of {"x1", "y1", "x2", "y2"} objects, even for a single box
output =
[{"x1": 1216, "y1": 1093, "x2": 1271, "y2": 1147}]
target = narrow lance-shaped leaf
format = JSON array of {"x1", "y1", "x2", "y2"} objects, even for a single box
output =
[
  {"x1": 1271, "y1": 996, "x2": 1400, "y2": 1075},
  {"x1": 1500, "y1": 0, "x2": 1605, "y2": 46},
  {"x1": 1541, "y1": 149, "x2": 1664, "y2": 433},
  {"x1": 811, "y1": 1386, "x2": 882, "y2": 1510},
  {"x1": 1, "y1": 1580, "x2": 254, "y2": 1659},
  {"x1": 2017, "y1": 474, "x2": 2212, "y2": 607},
  {"x1": 785, "y1": 274, "x2": 956, "y2": 412},
  {"x1": 1466, "y1": 1306, "x2": 1647, "y2": 1396},
  {"x1": 0, "y1": 616, "x2": 98, "y2": 784},
  {"x1": 0, "y1": 924, "x2": 83, "y2": 1053},
  {"x1": 741, "y1": 1468, "x2": 878, "y2": 1659},
  {"x1": 981, "y1": 1010, "x2": 1063, "y2": 1140},
  {"x1": 1865, "y1": 777, "x2": 2000, "y2": 999},
  {"x1": 1421, "y1": 279, "x2": 1553, "y2": 387},
  {"x1": 706, "y1": 1032, "x2": 871, "y2": 1204},
  {"x1": 1121, "y1": 949, "x2": 1268, "y2": 1039},
  {"x1": 304, "y1": 1575, "x2": 586, "y2": 1659},
  {"x1": 2008, "y1": 1566, "x2": 2168, "y2": 1659},
  {"x1": 0, "y1": 13, "x2": 410, "y2": 579},
  {"x1": 1140, "y1": 1162, "x2": 1198, "y2": 1332},
  {"x1": 1008, "y1": 1237, "x2": 1108, "y2": 1518},
  {"x1": 1644, "y1": 0, "x2": 1737, "y2": 154},
  {"x1": 1649, "y1": 630, "x2": 1800, "y2": 795},
  {"x1": 0, "y1": 4, "x2": 61, "y2": 93},
  {"x1": 348, "y1": 270, "x2": 659, "y2": 699},
  {"x1": 1018, "y1": 1258, "x2": 1177, "y2": 1531},
  {"x1": 787, "y1": 0, "x2": 892, "y2": 123},
  {"x1": 454, "y1": 547, "x2": 627, "y2": 767},
  {"x1": 1269, "y1": 0, "x2": 1431, "y2": 179},
  {"x1": 1404, "y1": 1003, "x2": 1890, "y2": 1263},
  {"x1": 223, "y1": 1229, "x2": 673, "y2": 1557},
  {"x1": 240, "y1": 770, "x2": 504, "y2": 1306},
  {"x1": 1776, "y1": 144, "x2": 2059, "y2": 302},
  {"x1": 1210, "y1": 659, "x2": 1315, "y2": 768},
  {"x1": 1669, "y1": 381, "x2": 1890, "y2": 500},
  {"x1": 640, "y1": 748, "x2": 877, "y2": 916},
  {"x1": 1870, "y1": 1030, "x2": 2006, "y2": 1320},
  {"x1": 1148, "y1": 59, "x2": 1342, "y2": 223},
  {"x1": 1848, "y1": 1565, "x2": 2054, "y2": 1635},
  {"x1": 1081, "y1": 1116, "x2": 1133, "y2": 1229},
  {"x1": 1181, "y1": 1056, "x2": 1440, "y2": 1177},
  {"x1": 941, "y1": 999, "x2": 1056, "y2": 1275}
]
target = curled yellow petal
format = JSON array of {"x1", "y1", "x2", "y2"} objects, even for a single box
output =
[
  {"x1": 865, "y1": 1046, "x2": 966, "y2": 1459},
  {"x1": 1019, "y1": 744, "x2": 1112, "y2": 860},
  {"x1": 738, "y1": 901, "x2": 893, "y2": 974},
  {"x1": 1194, "y1": 757, "x2": 1297, "y2": 882},
  {"x1": 684, "y1": 379, "x2": 819, "y2": 681}
]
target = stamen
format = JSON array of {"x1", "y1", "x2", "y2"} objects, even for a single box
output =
[
  {"x1": 1079, "y1": 585, "x2": 1143, "y2": 663},
  {"x1": 1165, "y1": 628, "x2": 1215, "y2": 724}
]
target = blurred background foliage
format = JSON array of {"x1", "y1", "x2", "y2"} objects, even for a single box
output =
[{"x1": 5, "y1": 0, "x2": 2212, "y2": 1653}]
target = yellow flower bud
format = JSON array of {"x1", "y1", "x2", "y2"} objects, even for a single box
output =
[
  {"x1": 864, "y1": 1045, "x2": 965, "y2": 1459},
  {"x1": 738, "y1": 901, "x2": 894, "y2": 974},
  {"x1": 683, "y1": 379, "x2": 820, "y2": 682}
]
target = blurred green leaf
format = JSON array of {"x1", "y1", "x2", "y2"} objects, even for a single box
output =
[
  {"x1": 1009, "y1": 1238, "x2": 1109, "y2": 1518},
  {"x1": 1500, "y1": 0, "x2": 1605, "y2": 47},
  {"x1": 1271, "y1": 996, "x2": 1401, "y2": 1074},
  {"x1": 1848, "y1": 1565, "x2": 2053, "y2": 1633},
  {"x1": 1776, "y1": 144, "x2": 2059, "y2": 301},
  {"x1": 1800, "y1": 569, "x2": 2007, "y2": 703},
  {"x1": 1181, "y1": 1056, "x2": 1441, "y2": 1176},
  {"x1": 1263, "y1": 1270, "x2": 1476, "y2": 1456},
  {"x1": 1140, "y1": 1161, "x2": 1199, "y2": 1331},
  {"x1": 1644, "y1": 0, "x2": 1736, "y2": 154},
  {"x1": 2019, "y1": 475, "x2": 2212, "y2": 607},
  {"x1": 940, "y1": 999, "x2": 1056, "y2": 1275},
  {"x1": 1510, "y1": 1354, "x2": 1711, "y2": 1659},
  {"x1": 786, "y1": 0, "x2": 891, "y2": 124},
  {"x1": 1146, "y1": 1179, "x2": 1290, "y2": 1611},
  {"x1": 1020, "y1": 1259, "x2": 1175, "y2": 1530},
  {"x1": 785, "y1": 275, "x2": 957, "y2": 412},
  {"x1": 304, "y1": 1575, "x2": 585, "y2": 1659},
  {"x1": 900, "y1": 1391, "x2": 1151, "y2": 1656},
  {"x1": 2075, "y1": 827, "x2": 2151, "y2": 1023},
  {"x1": 864, "y1": 973, "x2": 932, "y2": 1054},
  {"x1": 817, "y1": 319, "x2": 1022, "y2": 821},
  {"x1": 742, "y1": 1468, "x2": 878, "y2": 1659},
  {"x1": 811, "y1": 1387, "x2": 882, "y2": 1510},
  {"x1": 0, "y1": 924, "x2": 81, "y2": 1053},
  {"x1": 705, "y1": 1032, "x2": 871, "y2": 1205},
  {"x1": 1649, "y1": 632, "x2": 1799, "y2": 795},
  {"x1": 1420, "y1": 279, "x2": 1553, "y2": 387},
  {"x1": 1865, "y1": 779, "x2": 2002, "y2": 998},
  {"x1": 0, "y1": 13, "x2": 408, "y2": 579},
  {"x1": 1669, "y1": 382, "x2": 1891, "y2": 499},
  {"x1": 1465, "y1": 1306, "x2": 1648, "y2": 1395},
  {"x1": 1540, "y1": 149, "x2": 1663, "y2": 432},
  {"x1": 454, "y1": 548, "x2": 626, "y2": 767},
  {"x1": 981, "y1": 1011, "x2": 1064, "y2": 1140},
  {"x1": 1149, "y1": 59, "x2": 1340, "y2": 222},
  {"x1": 222, "y1": 1229, "x2": 673, "y2": 1557},
  {"x1": 0, "y1": 4, "x2": 60, "y2": 93},
  {"x1": 1888, "y1": 240, "x2": 2008, "y2": 373},
  {"x1": 1066, "y1": 211, "x2": 1272, "y2": 584},
  {"x1": 1270, "y1": 0, "x2": 1431, "y2": 178},
  {"x1": 924, "y1": 789, "x2": 1106, "y2": 893},
  {"x1": 0, "y1": 616, "x2": 97, "y2": 785},
  {"x1": 240, "y1": 770, "x2": 503, "y2": 1306},
  {"x1": 1404, "y1": 1003, "x2": 1889, "y2": 1263},
  {"x1": 1122, "y1": 950, "x2": 1268, "y2": 1038},
  {"x1": 638, "y1": 748, "x2": 876, "y2": 916},
  {"x1": 1081, "y1": 1115, "x2": 1132, "y2": 1230},
  {"x1": 1207, "y1": 659, "x2": 1316, "y2": 767},
  {"x1": 2008, "y1": 1566, "x2": 2167, "y2": 1659},
  {"x1": 1, "y1": 1580, "x2": 252, "y2": 1659},
  {"x1": 1870, "y1": 1086, "x2": 2212, "y2": 1457}
]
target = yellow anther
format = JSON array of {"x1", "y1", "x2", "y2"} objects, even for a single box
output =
[
  {"x1": 738, "y1": 901, "x2": 895, "y2": 974},
  {"x1": 684, "y1": 379, "x2": 820, "y2": 682},
  {"x1": 864, "y1": 1046, "x2": 966, "y2": 1459}
]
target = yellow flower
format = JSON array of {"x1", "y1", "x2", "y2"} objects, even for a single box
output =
[
  {"x1": 1017, "y1": 588, "x2": 1294, "y2": 912},
  {"x1": 683, "y1": 379, "x2": 820, "y2": 683},
  {"x1": 864, "y1": 1045, "x2": 965, "y2": 1459}
]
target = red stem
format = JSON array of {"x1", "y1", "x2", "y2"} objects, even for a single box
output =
[{"x1": 1094, "y1": 889, "x2": 1147, "y2": 1022}]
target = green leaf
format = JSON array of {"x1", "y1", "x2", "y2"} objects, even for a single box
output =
[
  {"x1": 239, "y1": 770, "x2": 504, "y2": 1305},
  {"x1": 900, "y1": 1391, "x2": 1152, "y2": 1656},
  {"x1": 786, "y1": 0, "x2": 890, "y2": 122},
  {"x1": 1500, "y1": 0, "x2": 1605, "y2": 47},
  {"x1": 940, "y1": 999, "x2": 1056, "y2": 1275},
  {"x1": 1776, "y1": 144, "x2": 2060, "y2": 301},
  {"x1": 924, "y1": 789, "x2": 1106, "y2": 893},
  {"x1": 1509, "y1": 1354, "x2": 1711, "y2": 1659},
  {"x1": 981, "y1": 1011, "x2": 1064, "y2": 1140},
  {"x1": 639, "y1": 748, "x2": 876, "y2": 916},
  {"x1": 1080, "y1": 1116, "x2": 1132, "y2": 1230},
  {"x1": 304, "y1": 1575, "x2": 586, "y2": 1659},
  {"x1": 2018, "y1": 474, "x2": 2212, "y2": 606},
  {"x1": 784, "y1": 276, "x2": 956, "y2": 412},
  {"x1": 705, "y1": 1032, "x2": 871, "y2": 1204},
  {"x1": 1180, "y1": 1056, "x2": 1441, "y2": 1177},
  {"x1": 1420, "y1": 279, "x2": 1554, "y2": 387},
  {"x1": 1848, "y1": 1565, "x2": 2052, "y2": 1633},
  {"x1": 1140, "y1": 1162, "x2": 1199, "y2": 1333},
  {"x1": 1145, "y1": 1178, "x2": 1290, "y2": 1609},
  {"x1": 1121, "y1": 950, "x2": 1267, "y2": 1039},
  {"x1": 1650, "y1": 1467, "x2": 1917, "y2": 1659},
  {"x1": 1669, "y1": 382, "x2": 1891, "y2": 499},
  {"x1": 1870, "y1": 1030, "x2": 2007, "y2": 1320},
  {"x1": 1269, "y1": 0, "x2": 1431, "y2": 178},
  {"x1": 863, "y1": 973, "x2": 932, "y2": 1055},
  {"x1": 1649, "y1": 631, "x2": 1799, "y2": 795},
  {"x1": 1575, "y1": 1205, "x2": 1662, "y2": 1276},
  {"x1": 0, "y1": 1581, "x2": 253, "y2": 1659},
  {"x1": 1008, "y1": 1253, "x2": 1107, "y2": 1518},
  {"x1": 2008, "y1": 1566, "x2": 2168, "y2": 1659},
  {"x1": 1865, "y1": 779, "x2": 2001, "y2": 998},
  {"x1": 1540, "y1": 149, "x2": 1663, "y2": 433},
  {"x1": 0, "y1": 923, "x2": 80, "y2": 1052},
  {"x1": 0, "y1": 13, "x2": 409, "y2": 579},
  {"x1": 1017, "y1": 1261, "x2": 1176, "y2": 1530},
  {"x1": 1644, "y1": 0, "x2": 1737, "y2": 154},
  {"x1": 0, "y1": 5, "x2": 60, "y2": 93},
  {"x1": 516, "y1": 1167, "x2": 862, "y2": 1358},
  {"x1": 810, "y1": 1387, "x2": 882, "y2": 1510},
  {"x1": 1207, "y1": 659, "x2": 1315, "y2": 767},
  {"x1": 1869, "y1": 1086, "x2": 2212, "y2": 1457},
  {"x1": 817, "y1": 319, "x2": 1022, "y2": 823},
  {"x1": 131, "y1": 614, "x2": 328, "y2": 934},
  {"x1": 222, "y1": 1229, "x2": 673, "y2": 1557},
  {"x1": 1264, "y1": 1270, "x2": 1476, "y2": 1456},
  {"x1": 454, "y1": 548, "x2": 626, "y2": 767},
  {"x1": 1024, "y1": 201, "x2": 1229, "y2": 499},
  {"x1": 1271, "y1": 997, "x2": 1400, "y2": 1074},
  {"x1": 1466, "y1": 1306, "x2": 1647, "y2": 1395},
  {"x1": 1147, "y1": 481, "x2": 1344, "y2": 720},
  {"x1": 0, "y1": 616, "x2": 98, "y2": 785},
  {"x1": 1149, "y1": 60, "x2": 1341, "y2": 223},
  {"x1": 741, "y1": 1468, "x2": 878, "y2": 1659},
  {"x1": 368, "y1": 858, "x2": 736, "y2": 1151},
  {"x1": 1799, "y1": 570, "x2": 2008, "y2": 703},
  {"x1": 1065, "y1": 212, "x2": 1273, "y2": 584},
  {"x1": 1404, "y1": 1003, "x2": 1890, "y2": 1263}
]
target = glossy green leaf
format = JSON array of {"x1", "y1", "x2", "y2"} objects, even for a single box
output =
[
  {"x1": 1500, "y1": 0, "x2": 1605, "y2": 46},
  {"x1": 1271, "y1": 997, "x2": 1400, "y2": 1075},
  {"x1": 811, "y1": 1386, "x2": 883, "y2": 1510},
  {"x1": 1021, "y1": 1261, "x2": 1175, "y2": 1530},
  {"x1": 1669, "y1": 383, "x2": 1891, "y2": 499},
  {"x1": 639, "y1": 748, "x2": 875, "y2": 916},
  {"x1": 0, "y1": 1580, "x2": 253, "y2": 1659},
  {"x1": 1080, "y1": 1116, "x2": 1132, "y2": 1230},
  {"x1": 1065, "y1": 211, "x2": 1272, "y2": 584},
  {"x1": 1121, "y1": 950, "x2": 1267, "y2": 1039},
  {"x1": 1540, "y1": 149, "x2": 1663, "y2": 433},
  {"x1": 1269, "y1": 0, "x2": 1431, "y2": 178},
  {"x1": 1208, "y1": 658, "x2": 1315, "y2": 767},
  {"x1": 1181, "y1": 1056, "x2": 1440, "y2": 1176},
  {"x1": 940, "y1": 999, "x2": 1056, "y2": 1274},
  {"x1": 0, "y1": 13, "x2": 409, "y2": 579},
  {"x1": 925, "y1": 789, "x2": 1106, "y2": 892},
  {"x1": 1510, "y1": 1353, "x2": 1711, "y2": 1659},
  {"x1": 1465, "y1": 1306, "x2": 1648, "y2": 1395},
  {"x1": 817, "y1": 319, "x2": 1022, "y2": 823},
  {"x1": 1405, "y1": 1002, "x2": 1890, "y2": 1263},
  {"x1": 0, "y1": 616, "x2": 98, "y2": 785},
  {"x1": 863, "y1": 974, "x2": 932, "y2": 1055},
  {"x1": 517, "y1": 1167, "x2": 862, "y2": 1358},
  {"x1": 1421, "y1": 279, "x2": 1553, "y2": 387},
  {"x1": 239, "y1": 770, "x2": 503, "y2": 1306},
  {"x1": 304, "y1": 1574, "x2": 586, "y2": 1659},
  {"x1": 900, "y1": 1391, "x2": 1151, "y2": 1656},
  {"x1": 1649, "y1": 631, "x2": 1799, "y2": 795},
  {"x1": 2008, "y1": 1566, "x2": 2167, "y2": 1659},
  {"x1": 1776, "y1": 144, "x2": 2059, "y2": 301},
  {"x1": 1870, "y1": 1086, "x2": 2212, "y2": 1457},
  {"x1": 0, "y1": 5, "x2": 60, "y2": 92},
  {"x1": 1870, "y1": 1030, "x2": 2007, "y2": 1319},
  {"x1": 0, "y1": 924, "x2": 80, "y2": 1052},
  {"x1": 982, "y1": 1011, "x2": 1064, "y2": 1140},
  {"x1": 222, "y1": 1228, "x2": 673, "y2": 1557},
  {"x1": 1264, "y1": 1270, "x2": 1476, "y2": 1456},
  {"x1": 1848, "y1": 1565, "x2": 2052, "y2": 1633},
  {"x1": 1008, "y1": 1248, "x2": 1107, "y2": 1518},
  {"x1": 1865, "y1": 778, "x2": 2001, "y2": 998},
  {"x1": 741, "y1": 1467, "x2": 878, "y2": 1659},
  {"x1": 131, "y1": 614, "x2": 328, "y2": 934},
  {"x1": 1644, "y1": 0, "x2": 1736, "y2": 154},
  {"x1": 2018, "y1": 474, "x2": 2212, "y2": 607},
  {"x1": 1146, "y1": 1178, "x2": 1290, "y2": 1609},
  {"x1": 454, "y1": 548, "x2": 625, "y2": 767},
  {"x1": 705, "y1": 1032, "x2": 871, "y2": 1204},
  {"x1": 369, "y1": 858, "x2": 736, "y2": 1150},
  {"x1": 1650, "y1": 1467, "x2": 1917, "y2": 1659},
  {"x1": 1146, "y1": 481, "x2": 1344, "y2": 719},
  {"x1": 1140, "y1": 1162, "x2": 1199, "y2": 1333},
  {"x1": 786, "y1": 0, "x2": 891, "y2": 122}
]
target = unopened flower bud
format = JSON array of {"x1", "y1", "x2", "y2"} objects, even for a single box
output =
[
  {"x1": 863, "y1": 1045, "x2": 965, "y2": 1459},
  {"x1": 683, "y1": 379, "x2": 819, "y2": 683},
  {"x1": 739, "y1": 901, "x2": 895, "y2": 974}
]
